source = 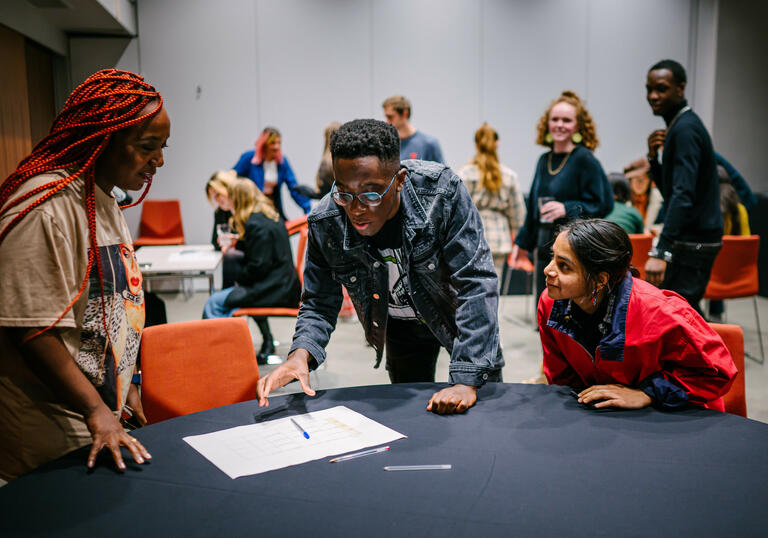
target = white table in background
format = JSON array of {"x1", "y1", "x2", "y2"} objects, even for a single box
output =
[{"x1": 136, "y1": 244, "x2": 222, "y2": 296}]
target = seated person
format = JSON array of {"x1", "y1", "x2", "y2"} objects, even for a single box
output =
[
  {"x1": 605, "y1": 173, "x2": 644, "y2": 234},
  {"x1": 538, "y1": 218, "x2": 736, "y2": 410},
  {"x1": 256, "y1": 119, "x2": 504, "y2": 415},
  {"x1": 206, "y1": 170, "x2": 237, "y2": 249},
  {"x1": 624, "y1": 157, "x2": 663, "y2": 232},
  {"x1": 708, "y1": 166, "x2": 751, "y2": 322},
  {"x1": 203, "y1": 179, "x2": 301, "y2": 363},
  {"x1": 206, "y1": 170, "x2": 240, "y2": 287}
]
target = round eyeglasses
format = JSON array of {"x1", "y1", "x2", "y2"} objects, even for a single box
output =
[{"x1": 331, "y1": 170, "x2": 398, "y2": 207}]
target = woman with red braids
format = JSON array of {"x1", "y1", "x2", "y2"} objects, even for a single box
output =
[{"x1": 0, "y1": 69, "x2": 170, "y2": 480}]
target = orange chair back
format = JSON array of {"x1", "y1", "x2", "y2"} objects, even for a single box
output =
[
  {"x1": 704, "y1": 235, "x2": 760, "y2": 300},
  {"x1": 628, "y1": 233, "x2": 653, "y2": 280},
  {"x1": 134, "y1": 199, "x2": 185, "y2": 246},
  {"x1": 285, "y1": 215, "x2": 308, "y2": 235},
  {"x1": 140, "y1": 318, "x2": 259, "y2": 424},
  {"x1": 709, "y1": 323, "x2": 747, "y2": 417},
  {"x1": 295, "y1": 227, "x2": 308, "y2": 287}
]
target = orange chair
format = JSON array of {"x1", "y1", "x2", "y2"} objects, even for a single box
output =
[
  {"x1": 232, "y1": 216, "x2": 309, "y2": 348},
  {"x1": 140, "y1": 318, "x2": 259, "y2": 424},
  {"x1": 704, "y1": 235, "x2": 763, "y2": 363},
  {"x1": 628, "y1": 233, "x2": 652, "y2": 281},
  {"x1": 133, "y1": 199, "x2": 185, "y2": 246},
  {"x1": 709, "y1": 323, "x2": 747, "y2": 418}
]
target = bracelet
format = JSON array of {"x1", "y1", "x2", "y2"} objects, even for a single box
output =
[
  {"x1": 648, "y1": 248, "x2": 673, "y2": 262},
  {"x1": 132, "y1": 372, "x2": 142, "y2": 385}
]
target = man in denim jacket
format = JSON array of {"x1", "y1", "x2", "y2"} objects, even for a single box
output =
[{"x1": 256, "y1": 119, "x2": 504, "y2": 414}]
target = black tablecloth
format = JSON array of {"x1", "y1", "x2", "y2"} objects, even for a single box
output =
[{"x1": 1, "y1": 383, "x2": 766, "y2": 537}]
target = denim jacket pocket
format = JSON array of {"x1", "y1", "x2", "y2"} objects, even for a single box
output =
[{"x1": 331, "y1": 265, "x2": 366, "y2": 297}]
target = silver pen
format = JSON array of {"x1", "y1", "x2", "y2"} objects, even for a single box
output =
[
  {"x1": 329, "y1": 446, "x2": 390, "y2": 463},
  {"x1": 384, "y1": 464, "x2": 451, "y2": 471}
]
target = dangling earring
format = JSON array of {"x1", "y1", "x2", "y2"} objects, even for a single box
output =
[
  {"x1": 572, "y1": 132, "x2": 583, "y2": 144},
  {"x1": 545, "y1": 133, "x2": 554, "y2": 144},
  {"x1": 591, "y1": 285, "x2": 599, "y2": 306}
]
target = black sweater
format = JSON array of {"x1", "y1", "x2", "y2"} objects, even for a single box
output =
[
  {"x1": 649, "y1": 101, "x2": 722, "y2": 252},
  {"x1": 223, "y1": 212, "x2": 301, "y2": 309},
  {"x1": 515, "y1": 145, "x2": 613, "y2": 251}
]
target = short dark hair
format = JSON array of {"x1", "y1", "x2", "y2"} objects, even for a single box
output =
[
  {"x1": 608, "y1": 172, "x2": 631, "y2": 203},
  {"x1": 330, "y1": 119, "x2": 400, "y2": 167},
  {"x1": 649, "y1": 59, "x2": 687, "y2": 85},
  {"x1": 557, "y1": 219, "x2": 638, "y2": 289}
]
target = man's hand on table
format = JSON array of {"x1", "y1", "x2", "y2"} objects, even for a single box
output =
[
  {"x1": 427, "y1": 384, "x2": 477, "y2": 414},
  {"x1": 256, "y1": 349, "x2": 316, "y2": 407}
]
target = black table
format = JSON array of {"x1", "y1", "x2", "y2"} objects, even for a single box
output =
[{"x1": 1, "y1": 383, "x2": 766, "y2": 537}]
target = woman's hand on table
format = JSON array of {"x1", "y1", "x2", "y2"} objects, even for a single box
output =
[
  {"x1": 86, "y1": 404, "x2": 152, "y2": 470},
  {"x1": 577, "y1": 384, "x2": 652, "y2": 409},
  {"x1": 427, "y1": 384, "x2": 477, "y2": 414},
  {"x1": 256, "y1": 349, "x2": 316, "y2": 407}
]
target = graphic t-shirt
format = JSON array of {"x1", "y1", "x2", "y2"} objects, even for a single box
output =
[
  {"x1": 370, "y1": 208, "x2": 420, "y2": 321},
  {"x1": 0, "y1": 170, "x2": 145, "y2": 480}
]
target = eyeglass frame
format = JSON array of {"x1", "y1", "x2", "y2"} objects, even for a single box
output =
[{"x1": 330, "y1": 169, "x2": 400, "y2": 207}]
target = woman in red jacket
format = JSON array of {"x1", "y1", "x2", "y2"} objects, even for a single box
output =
[{"x1": 538, "y1": 219, "x2": 736, "y2": 410}]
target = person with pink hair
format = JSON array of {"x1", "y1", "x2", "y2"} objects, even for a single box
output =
[{"x1": 233, "y1": 126, "x2": 311, "y2": 220}]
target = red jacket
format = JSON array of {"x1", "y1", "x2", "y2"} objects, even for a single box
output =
[{"x1": 538, "y1": 275, "x2": 737, "y2": 411}]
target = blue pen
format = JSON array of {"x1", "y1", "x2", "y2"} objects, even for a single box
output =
[{"x1": 290, "y1": 418, "x2": 310, "y2": 439}]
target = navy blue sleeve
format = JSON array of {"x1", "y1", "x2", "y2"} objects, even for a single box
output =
[
  {"x1": 715, "y1": 152, "x2": 756, "y2": 211},
  {"x1": 514, "y1": 174, "x2": 539, "y2": 251},
  {"x1": 563, "y1": 152, "x2": 613, "y2": 218},
  {"x1": 639, "y1": 371, "x2": 690, "y2": 411},
  {"x1": 656, "y1": 128, "x2": 705, "y2": 252}
]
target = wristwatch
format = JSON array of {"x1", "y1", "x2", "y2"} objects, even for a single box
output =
[{"x1": 648, "y1": 247, "x2": 673, "y2": 262}]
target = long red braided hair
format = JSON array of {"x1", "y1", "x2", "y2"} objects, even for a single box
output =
[{"x1": 0, "y1": 69, "x2": 163, "y2": 342}]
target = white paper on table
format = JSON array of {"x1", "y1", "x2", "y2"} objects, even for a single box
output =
[
  {"x1": 183, "y1": 406, "x2": 406, "y2": 479},
  {"x1": 168, "y1": 250, "x2": 220, "y2": 263}
]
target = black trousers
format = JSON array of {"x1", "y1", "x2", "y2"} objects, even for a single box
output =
[
  {"x1": 662, "y1": 241, "x2": 721, "y2": 315},
  {"x1": 385, "y1": 317, "x2": 442, "y2": 383}
]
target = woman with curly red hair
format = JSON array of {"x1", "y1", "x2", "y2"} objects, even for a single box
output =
[
  {"x1": 0, "y1": 69, "x2": 170, "y2": 480},
  {"x1": 511, "y1": 90, "x2": 613, "y2": 302}
]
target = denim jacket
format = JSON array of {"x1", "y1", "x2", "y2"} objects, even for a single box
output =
[{"x1": 289, "y1": 159, "x2": 504, "y2": 387}]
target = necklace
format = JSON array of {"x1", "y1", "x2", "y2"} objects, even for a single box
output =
[{"x1": 547, "y1": 150, "x2": 572, "y2": 175}]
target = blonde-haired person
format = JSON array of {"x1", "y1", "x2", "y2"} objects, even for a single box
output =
[
  {"x1": 457, "y1": 124, "x2": 525, "y2": 276},
  {"x1": 511, "y1": 90, "x2": 613, "y2": 301},
  {"x1": 203, "y1": 179, "x2": 301, "y2": 363},
  {"x1": 205, "y1": 169, "x2": 238, "y2": 249}
]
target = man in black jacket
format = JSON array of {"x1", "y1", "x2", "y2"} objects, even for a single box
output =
[{"x1": 644, "y1": 59, "x2": 722, "y2": 314}]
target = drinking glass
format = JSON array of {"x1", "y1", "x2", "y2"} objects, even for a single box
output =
[{"x1": 538, "y1": 196, "x2": 555, "y2": 223}]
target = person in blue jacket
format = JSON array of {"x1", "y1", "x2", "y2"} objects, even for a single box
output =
[{"x1": 233, "y1": 126, "x2": 311, "y2": 220}]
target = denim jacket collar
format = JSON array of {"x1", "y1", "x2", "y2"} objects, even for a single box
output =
[{"x1": 547, "y1": 272, "x2": 634, "y2": 361}]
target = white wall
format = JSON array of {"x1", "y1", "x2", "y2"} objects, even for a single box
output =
[
  {"x1": 712, "y1": 0, "x2": 768, "y2": 192},
  {"x1": 132, "y1": 0, "x2": 710, "y2": 244}
]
